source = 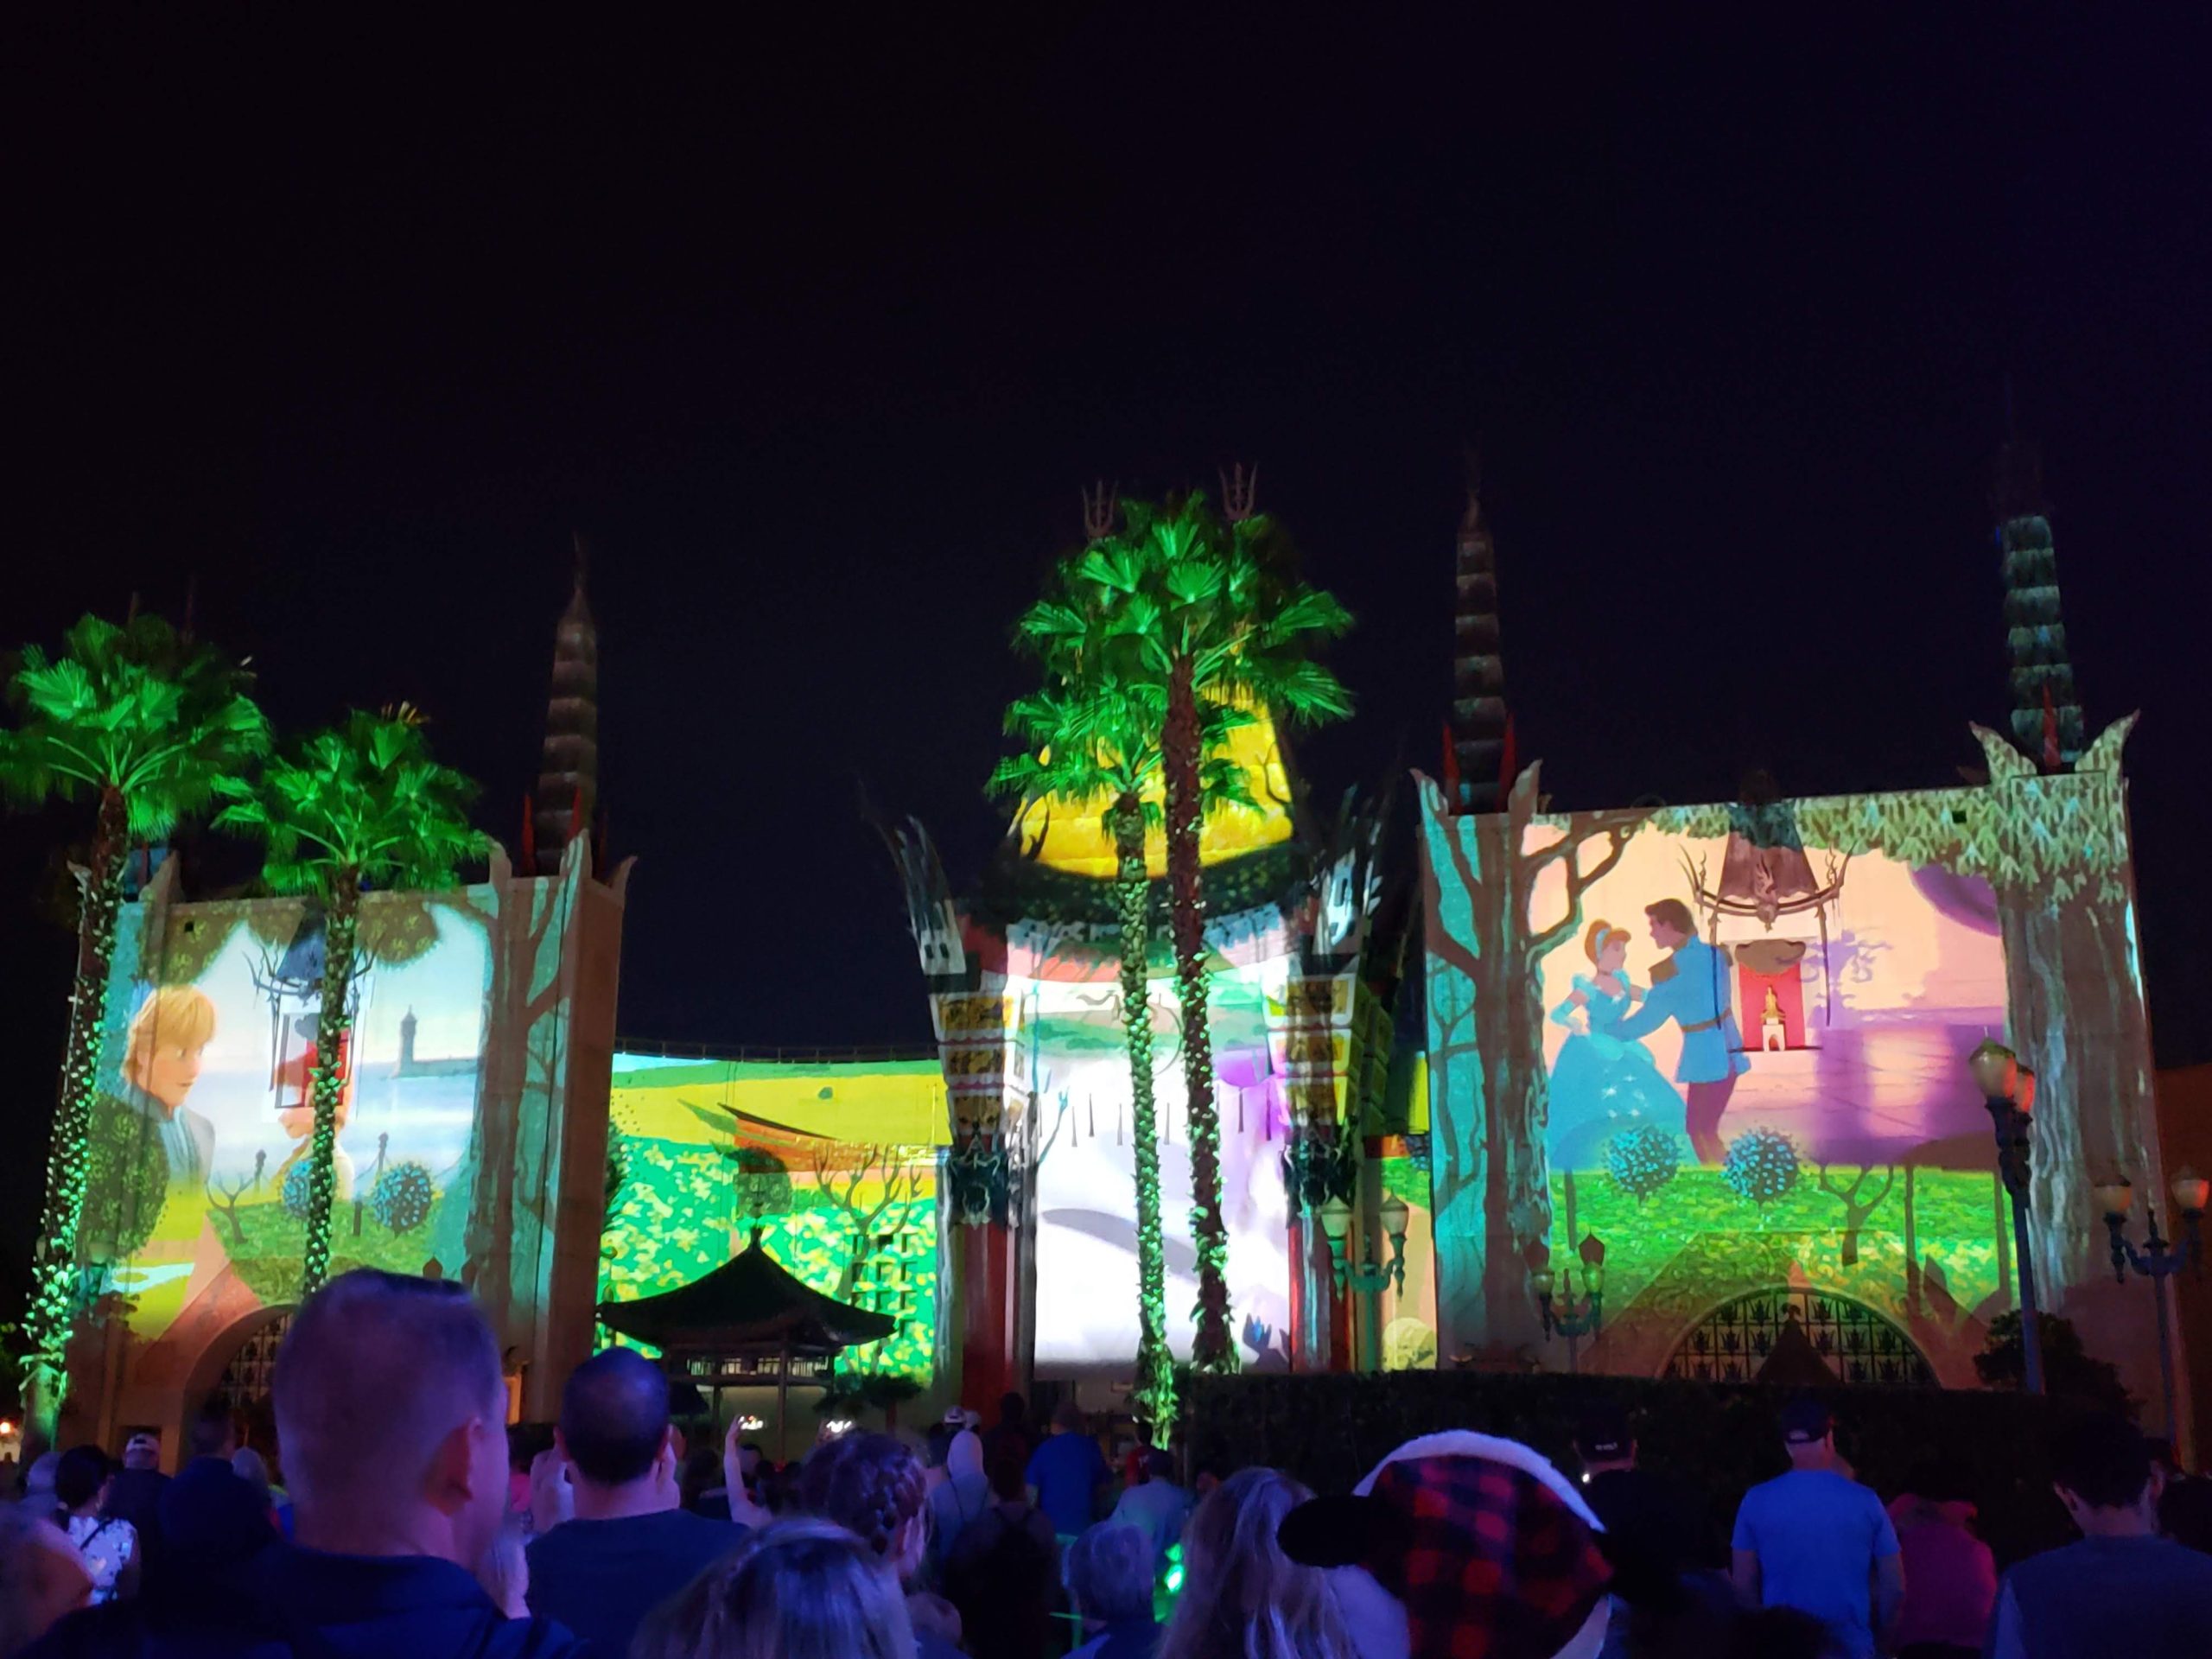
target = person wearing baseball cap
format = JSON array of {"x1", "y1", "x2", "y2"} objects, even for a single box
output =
[
  {"x1": 1571, "y1": 1403, "x2": 1722, "y2": 1623},
  {"x1": 1730, "y1": 1398, "x2": 1903, "y2": 1659}
]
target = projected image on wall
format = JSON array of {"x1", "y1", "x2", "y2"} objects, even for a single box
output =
[
  {"x1": 1416, "y1": 772, "x2": 2118, "y2": 1382},
  {"x1": 84, "y1": 895, "x2": 492, "y2": 1341},
  {"x1": 598, "y1": 1055, "x2": 944, "y2": 1383},
  {"x1": 1027, "y1": 957, "x2": 1294, "y2": 1376}
]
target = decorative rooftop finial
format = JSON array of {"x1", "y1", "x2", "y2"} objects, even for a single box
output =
[
  {"x1": 1220, "y1": 461, "x2": 1259, "y2": 523},
  {"x1": 1451, "y1": 445, "x2": 1510, "y2": 812},
  {"x1": 533, "y1": 536, "x2": 601, "y2": 873},
  {"x1": 1081, "y1": 480, "x2": 1118, "y2": 542},
  {"x1": 1990, "y1": 420, "x2": 2082, "y2": 770}
]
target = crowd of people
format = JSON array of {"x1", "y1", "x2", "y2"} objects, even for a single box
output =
[{"x1": 5, "y1": 1267, "x2": 2212, "y2": 1659}]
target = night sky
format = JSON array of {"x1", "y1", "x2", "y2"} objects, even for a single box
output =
[{"x1": 9, "y1": 10, "x2": 2209, "y2": 1310}]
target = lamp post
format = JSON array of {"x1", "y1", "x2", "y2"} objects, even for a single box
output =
[
  {"x1": 2094, "y1": 1168, "x2": 2208, "y2": 1448},
  {"x1": 1970, "y1": 1039, "x2": 2044, "y2": 1395},
  {"x1": 1529, "y1": 1234, "x2": 1606, "y2": 1375},
  {"x1": 1318, "y1": 1192, "x2": 1411, "y2": 1373}
]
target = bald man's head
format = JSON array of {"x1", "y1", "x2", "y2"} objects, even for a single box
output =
[
  {"x1": 559, "y1": 1347, "x2": 673, "y2": 1488},
  {"x1": 273, "y1": 1269, "x2": 506, "y2": 1550}
]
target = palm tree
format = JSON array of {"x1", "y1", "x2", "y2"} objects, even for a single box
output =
[
  {"x1": 0, "y1": 613, "x2": 269, "y2": 1440},
  {"x1": 1074, "y1": 495, "x2": 1352, "y2": 1370},
  {"x1": 215, "y1": 706, "x2": 489, "y2": 1294},
  {"x1": 990, "y1": 617, "x2": 1252, "y2": 1434}
]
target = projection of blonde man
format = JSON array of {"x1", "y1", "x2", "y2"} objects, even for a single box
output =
[{"x1": 114, "y1": 986, "x2": 219, "y2": 1188}]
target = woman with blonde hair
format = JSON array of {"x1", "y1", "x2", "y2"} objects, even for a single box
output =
[
  {"x1": 632, "y1": 1518, "x2": 913, "y2": 1659},
  {"x1": 1546, "y1": 918, "x2": 1683, "y2": 1173},
  {"x1": 1158, "y1": 1467, "x2": 1358, "y2": 1659}
]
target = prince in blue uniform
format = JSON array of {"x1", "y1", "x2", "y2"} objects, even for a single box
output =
[{"x1": 1610, "y1": 898, "x2": 1749, "y2": 1163}]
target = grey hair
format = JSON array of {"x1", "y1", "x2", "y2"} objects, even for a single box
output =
[
  {"x1": 632, "y1": 1516, "x2": 914, "y2": 1659},
  {"x1": 1067, "y1": 1522, "x2": 1154, "y2": 1624},
  {"x1": 273, "y1": 1269, "x2": 504, "y2": 1517}
]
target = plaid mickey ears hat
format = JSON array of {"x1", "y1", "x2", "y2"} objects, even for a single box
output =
[{"x1": 1278, "y1": 1432, "x2": 1612, "y2": 1659}]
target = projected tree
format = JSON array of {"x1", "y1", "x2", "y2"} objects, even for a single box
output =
[
  {"x1": 0, "y1": 612, "x2": 268, "y2": 1440},
  {"x1": 1068, "y1": 493, "x2": 1352, "y2": 1370},
  {"x1": 216, "y1": 706, "x2": 489, "y2": 1294},
  {"x1": 1419, "y1": 766, "x2": 1647, "y2": 1353}
]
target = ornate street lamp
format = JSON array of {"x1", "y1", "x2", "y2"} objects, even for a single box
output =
[
  {"x1": 2094, "y1": 1168, "x2": 2207, "y2": 1446},
  {"x1": 1970, "y1": 1039, "x2": 2044, "y2": 1395},
  {"x1": 1319, "y1": 1193, "x2": 1411, "y2": 1373},
  {"x1": 1529, "y1": 1234, "x2": 1606, "y2": 1375}
]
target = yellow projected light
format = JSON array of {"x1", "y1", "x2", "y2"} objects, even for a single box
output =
[{"x1": 1008, "y1": 706, "x2": 1295, "y2": 880}]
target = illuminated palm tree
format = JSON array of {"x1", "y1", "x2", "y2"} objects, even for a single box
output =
[
  {"x1": 0, "y1": 613, "x2": 269, "y2": 1440},
  {"x1": 1074, "y1": 495, "x2": 1351, "y2": 1370},
  {"x1": 991, "y1": 597, "x2": 1253, "y2": 1434},
  {"x1": 215, "y1": 706, "x2": 489, "y2": 1294}
]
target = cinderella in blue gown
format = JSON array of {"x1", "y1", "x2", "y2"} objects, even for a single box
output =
[{"x1": 1546, "y1": 970, "x2": 1688, "y2": 1172}]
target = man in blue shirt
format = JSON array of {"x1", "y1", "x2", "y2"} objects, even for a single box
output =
[
  {"x1": 1987, "y1": 1413, "x2": 2212, "y2": 1659},
  {"x1": 527, "y1": 1349, "x2": 749, "y2": 1655},
  {"x1": 1026, "y1": 1399, "x2": 1111, "y2": 1542},
  {"x1": 1730, "y1": 1399, "x2": 1902, "y2": 1659}
]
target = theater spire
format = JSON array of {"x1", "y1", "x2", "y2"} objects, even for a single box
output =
[
  {"x1": 1992, "y1": 437, "x2": 2084, "y2": 770},
  {"x1": 1449, "y1": 461, "x2": 1510, "y2": 810},
  {"x1": 532, "y1": 533, "x2": 600, "y2": 873}
]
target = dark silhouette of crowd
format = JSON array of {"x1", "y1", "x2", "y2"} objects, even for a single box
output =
[{"x1": 8, "y1": 1268, "x2": 2212, "y2": 1659}]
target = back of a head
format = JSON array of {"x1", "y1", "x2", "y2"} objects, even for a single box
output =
[
  {"x1": 945, "y1": 1428, "x2": 984, "y2": 1485},
  {"x1": 1162, "y1": 1467, "x2": 1356, "y2": 1659},
  {"x1": 54, "y1": 1446, "x2": 111, "y2": 1514},
  {"x1": 633, "y1": 1517, "x2": 913, "y2": 1659},
  {"x1": 231, "y1": 1447, "x2": 272, "y2": 1496},
  {"x1": 1777, "y1": 1396, "x2": 1832, "y2": 1454},
  {"x1": 23, "y1": 1452, "x2": 60, "y2": 1497},
  {"x1": 1143, "y1": 1446, "x2": 1177, "y2": 1484},
  {"x1": 273, "y1": 1268, "x2": 503, "y2": 1522},
  {"x1": 796, "y1": 1433, "x2": 925, "y2": 1562},
  {"x1": 1052, "y1": 1399, "x2": 1087, "y2": 1435},
  {"x1": 1068, "y1": 1523, "x2": 1154, "y2": 1625},
  {"x1": 999, "y1": 1392, "x2": 1027, "y2": 1427},
  {"x1": 1, "y1": 1506, "x2": 92, "y2": 1659},
  {"x1": 2050, "y1": 1412, "x2": 2150, "y2": 1510},
  {"x1": 1575, "y1": 1403, "x2": 1632, "y2": 1466},
  {"x1": 188, "y1": 1399, "x2": 239, "y2": 1461},
  {"x1": 558, "y1": 1346, "x2": 672, "y2": 1487}
]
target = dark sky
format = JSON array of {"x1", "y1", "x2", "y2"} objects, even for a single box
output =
[{"x1": 8, "y1": 10, "x2": 2209, "y2": 1306}]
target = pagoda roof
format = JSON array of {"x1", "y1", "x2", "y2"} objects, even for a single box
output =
[{"x1": 597, "y1": 1234, "x2": 895, "y2": 1357}]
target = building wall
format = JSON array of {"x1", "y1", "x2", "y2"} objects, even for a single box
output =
[
  {"x1": 1415, "y1": 736, "x2": 2171, "y2": 1406},
  {"x1": 62, "y1": 840, "x2": 626, "y2": 1460}
]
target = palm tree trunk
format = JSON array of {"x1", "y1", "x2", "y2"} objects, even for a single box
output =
[
  {"x1": 301, "y1": 870, "x2": 362, "y2": 1296},
  {"x1": 1114, "y1": 797, "x2": 1175, "y2": 1439},
  {"x1": 22, "y1": 786, "x2": 131, "y2": 1446},
  {"x1": 1163, "y1": 658, "x2": 1233, "y2": 1370}
]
